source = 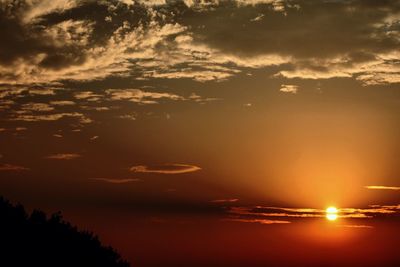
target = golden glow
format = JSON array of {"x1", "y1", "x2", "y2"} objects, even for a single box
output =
[{"x1": 326, "y1": 206, "x2": 338, "y2": 221}]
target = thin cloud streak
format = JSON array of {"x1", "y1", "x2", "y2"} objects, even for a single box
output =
[
  {"x1": 89, "y1": 178, "x2": 142, "y2": 184},
  {"x1": 130, "y1": 164, "x2": 201, "y2": 174},
  {"x1": 0, "y1": 164, "x2": 30, "y2": 171},
  {"x1": 365, "y1": 185, "x2": 400, "y2": 190},
  {"x1": 46, "y1": 153, "x2": 81, "y2": 160},
  {"x1": 210, "y1": 199, "x2": 239, "y2": 203},
  {"x1": 338, "y1": 225, "x2": 374, "y2": 229},
  {"x1": 223, "y1": 218, "x2": 291, "y2": 225},
  {"x1": 225, "y1": 204, "x2": 400, "y2": 224}
]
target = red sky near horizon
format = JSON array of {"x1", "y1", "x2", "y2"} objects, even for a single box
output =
[{"x1": 1, "y1": 0, "x2": 400, "y2": 266}]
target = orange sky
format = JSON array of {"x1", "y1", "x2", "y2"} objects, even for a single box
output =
[{"x1": 1, "y1": 0, "x2": 400, "y2": 266}]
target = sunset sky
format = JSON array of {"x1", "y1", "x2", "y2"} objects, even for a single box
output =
[{"x1": 1, "y1": 0, "x2": 400, "y2": 266}]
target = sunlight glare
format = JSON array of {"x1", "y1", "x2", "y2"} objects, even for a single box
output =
[{"x1": 326, "y1": 206, "x2": 338, "y2": 221}]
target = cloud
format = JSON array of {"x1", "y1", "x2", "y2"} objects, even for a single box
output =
[
  {"x1": 28, "y1": 88, "x2": 56, "y2": 95},
  {"x1": 20, "y1": 0, "x2": 80, "y2": 23},
  {"x1": 21, "y1": 103, "x2": 54, "y2": 112},
  {"x1": 10, "y1": 112, "x2": 92, "y2": 124},
  {"x1": 338, "y1": 224, "x2": 373, "y2": 229},
  {"x1": 0, "y1": 163, "x2": 29, "y2": 171},
  {"x1": 74, "y1": 91, "x2": 103, "y2": 100},
  {"x1": 90, "y1": 135, "x2": 99, "y2": 141},
  {"x1": 227, "y1": 204, "x2": 400, "y2": 223},
  {"x1": 279, "y1": 84, "x2": 298, "y2": 94},
  {"x1": 89, "y1": 178, "x2": 142, "y2": 184},
  {"x1": 105, "y1": 89, "x2": 184, "y2": 104},
  {"x1": 365, "y1": 185, "x2": 400, "y2": 190},
  {"x1": 130, "y1": 164, "x2": 201, "y2": 174},
  {"x1": 118, "y1": 114, "x2": 136, "y2": 120},
  {"x1": 15, "y1": 127, "x2": 27, "y2": 131},
  {"x1": 46, "y1": 153, "x2": 81, "y2": 160},
  {"x1": 50, "y1": 100, "x2": 76, "y2": 106},
  {"x1": 0, "y1": 0, "x2": 399, "y2": 94},
  {"x1": 224, "y1": 218, "x2": 291, "y2": 225},
  {"x1": 211, "y1": 199, "x2": 239, "y2": 203}
]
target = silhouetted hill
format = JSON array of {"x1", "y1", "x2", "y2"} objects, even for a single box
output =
[{"x1": 0, "y1": 197, "x2": 130, "y2": 267}]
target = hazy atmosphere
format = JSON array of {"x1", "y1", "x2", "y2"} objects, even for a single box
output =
[{"x1": 1, "y1": 0, "x2": 400, "y2": 266}]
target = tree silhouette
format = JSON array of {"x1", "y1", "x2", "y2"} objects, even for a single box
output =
[{"x1": 0, "y1": 197, "x2": 130, "y2": 267}]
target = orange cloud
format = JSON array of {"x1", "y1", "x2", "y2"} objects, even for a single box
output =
[
  {"x1": 338, "y1": 225, "x2": 373, "y2": 229},
  {"x1": 46, "y1": 153, "x2": 81, "y2": 160},
  {"x1": 228, "y1": 204, "x2": 400, "y2": 222},
  {"x1": 365, "y1": 185, "x2": 400, "y2": 190},
  {"x1": 224, "y1": 218, "x2": 291, "y2": 225},
  {"x1": 210, "y1": 199, "x2": 239, "y2": 203},
  {"x1": 0, "y1": 164, "x2": 29, "y2": 171},
  {"x1": 130, "y1": 164, "x2": 201, "y2": 174},
  {"x1": 89, "y1": 178, "x2": 141, "y2": 184}
]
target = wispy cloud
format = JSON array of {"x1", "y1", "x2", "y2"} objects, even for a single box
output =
[
  {"x1": 15, "y1": 127, "x2": 27, "y2": 131},
  {"x1": 74, "y1": 91, "x2": 103, "y2": 101},
  {"x1": 338, "y1": 224, "x2": 373, "y2": 229},
  {"x1": 21, "y1": 103, "x2": 54, "y2": 112},
  {"x1": 211, "y1": 199, "x2": 239, "y2": 203},
  {"x1": 50, "y1": 100, "x2": 76, "y2": 106},
  {"x1": 106, "y1": 89, "x2": 184, "y2": 104},
  {"x1": 118, "y1": 114, "x2": 136, "y2": 121},
  {"x1": 280, "y1": 84, "x2": 298, "y2": 94},
  {"x1": 0, "y1": 164, "x2": 29, "y2": 171},
  {"x1": 10, "y1": 112, "x2": 92, "y2": 124},
  {"x1": 46, "y1": 153, "x2": 81, "y2": 160},
  {"x1": 130, "y1": 164, "x2": 201, "y2": 174},
  {"x1": 90, "y1": 136, "x2": 99, "y2": 141},
  {"x1": 89, "y1": 178, "x2": 141, "y2": 184},
  {"x1": 227, "y1": 204, "x2": 400, "y2": 224},
  {"x1": 224, "y1": 218, "x2": 291, "y2": 225},
  {"x1": 365, "y1": 185, "x2": 400, "y2": 190}
]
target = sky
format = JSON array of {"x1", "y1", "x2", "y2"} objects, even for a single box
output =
[{"x1": 1, "y1": 0, "x2": 400, "y2": 266}]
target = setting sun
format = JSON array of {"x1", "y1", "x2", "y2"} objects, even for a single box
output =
[
  {"x1": 2, "y1": 1, "x2": 400, "y2": 266},
  {"x1": 326, "y1": 207, "x2": 338, "y2": 221}
]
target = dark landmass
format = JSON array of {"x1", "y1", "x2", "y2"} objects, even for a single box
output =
[{"x1": 0, "y1": 196, "x2": 130, "y2": 267}]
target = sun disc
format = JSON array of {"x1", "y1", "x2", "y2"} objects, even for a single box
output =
[{"x1": 326, "y1": 206, "x2": 338, "y2": 221}]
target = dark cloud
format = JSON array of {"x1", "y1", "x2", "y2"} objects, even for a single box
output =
[
  {"x1": 1, "y1": 0, "x2": 398, "y2": 87},
  {"x1": 179, "y1": 0, "x2": 400, "y2": 58}
]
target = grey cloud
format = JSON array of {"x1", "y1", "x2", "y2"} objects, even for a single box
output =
[
  {"x1": 0, "y1": 0, "x2": 399, "y2": 89},
  {"x1": 181, "y1": 0, "x2": 400, "y2": 58}
]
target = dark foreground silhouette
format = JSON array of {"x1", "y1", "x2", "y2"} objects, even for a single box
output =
[{"x1": 0, "y1": 197, "x2": 130, "y2": 267}]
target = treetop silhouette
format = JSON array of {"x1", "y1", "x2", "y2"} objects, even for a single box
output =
[{"x1": 0, "y1": 196, "x2": 130, "y2": 267}]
